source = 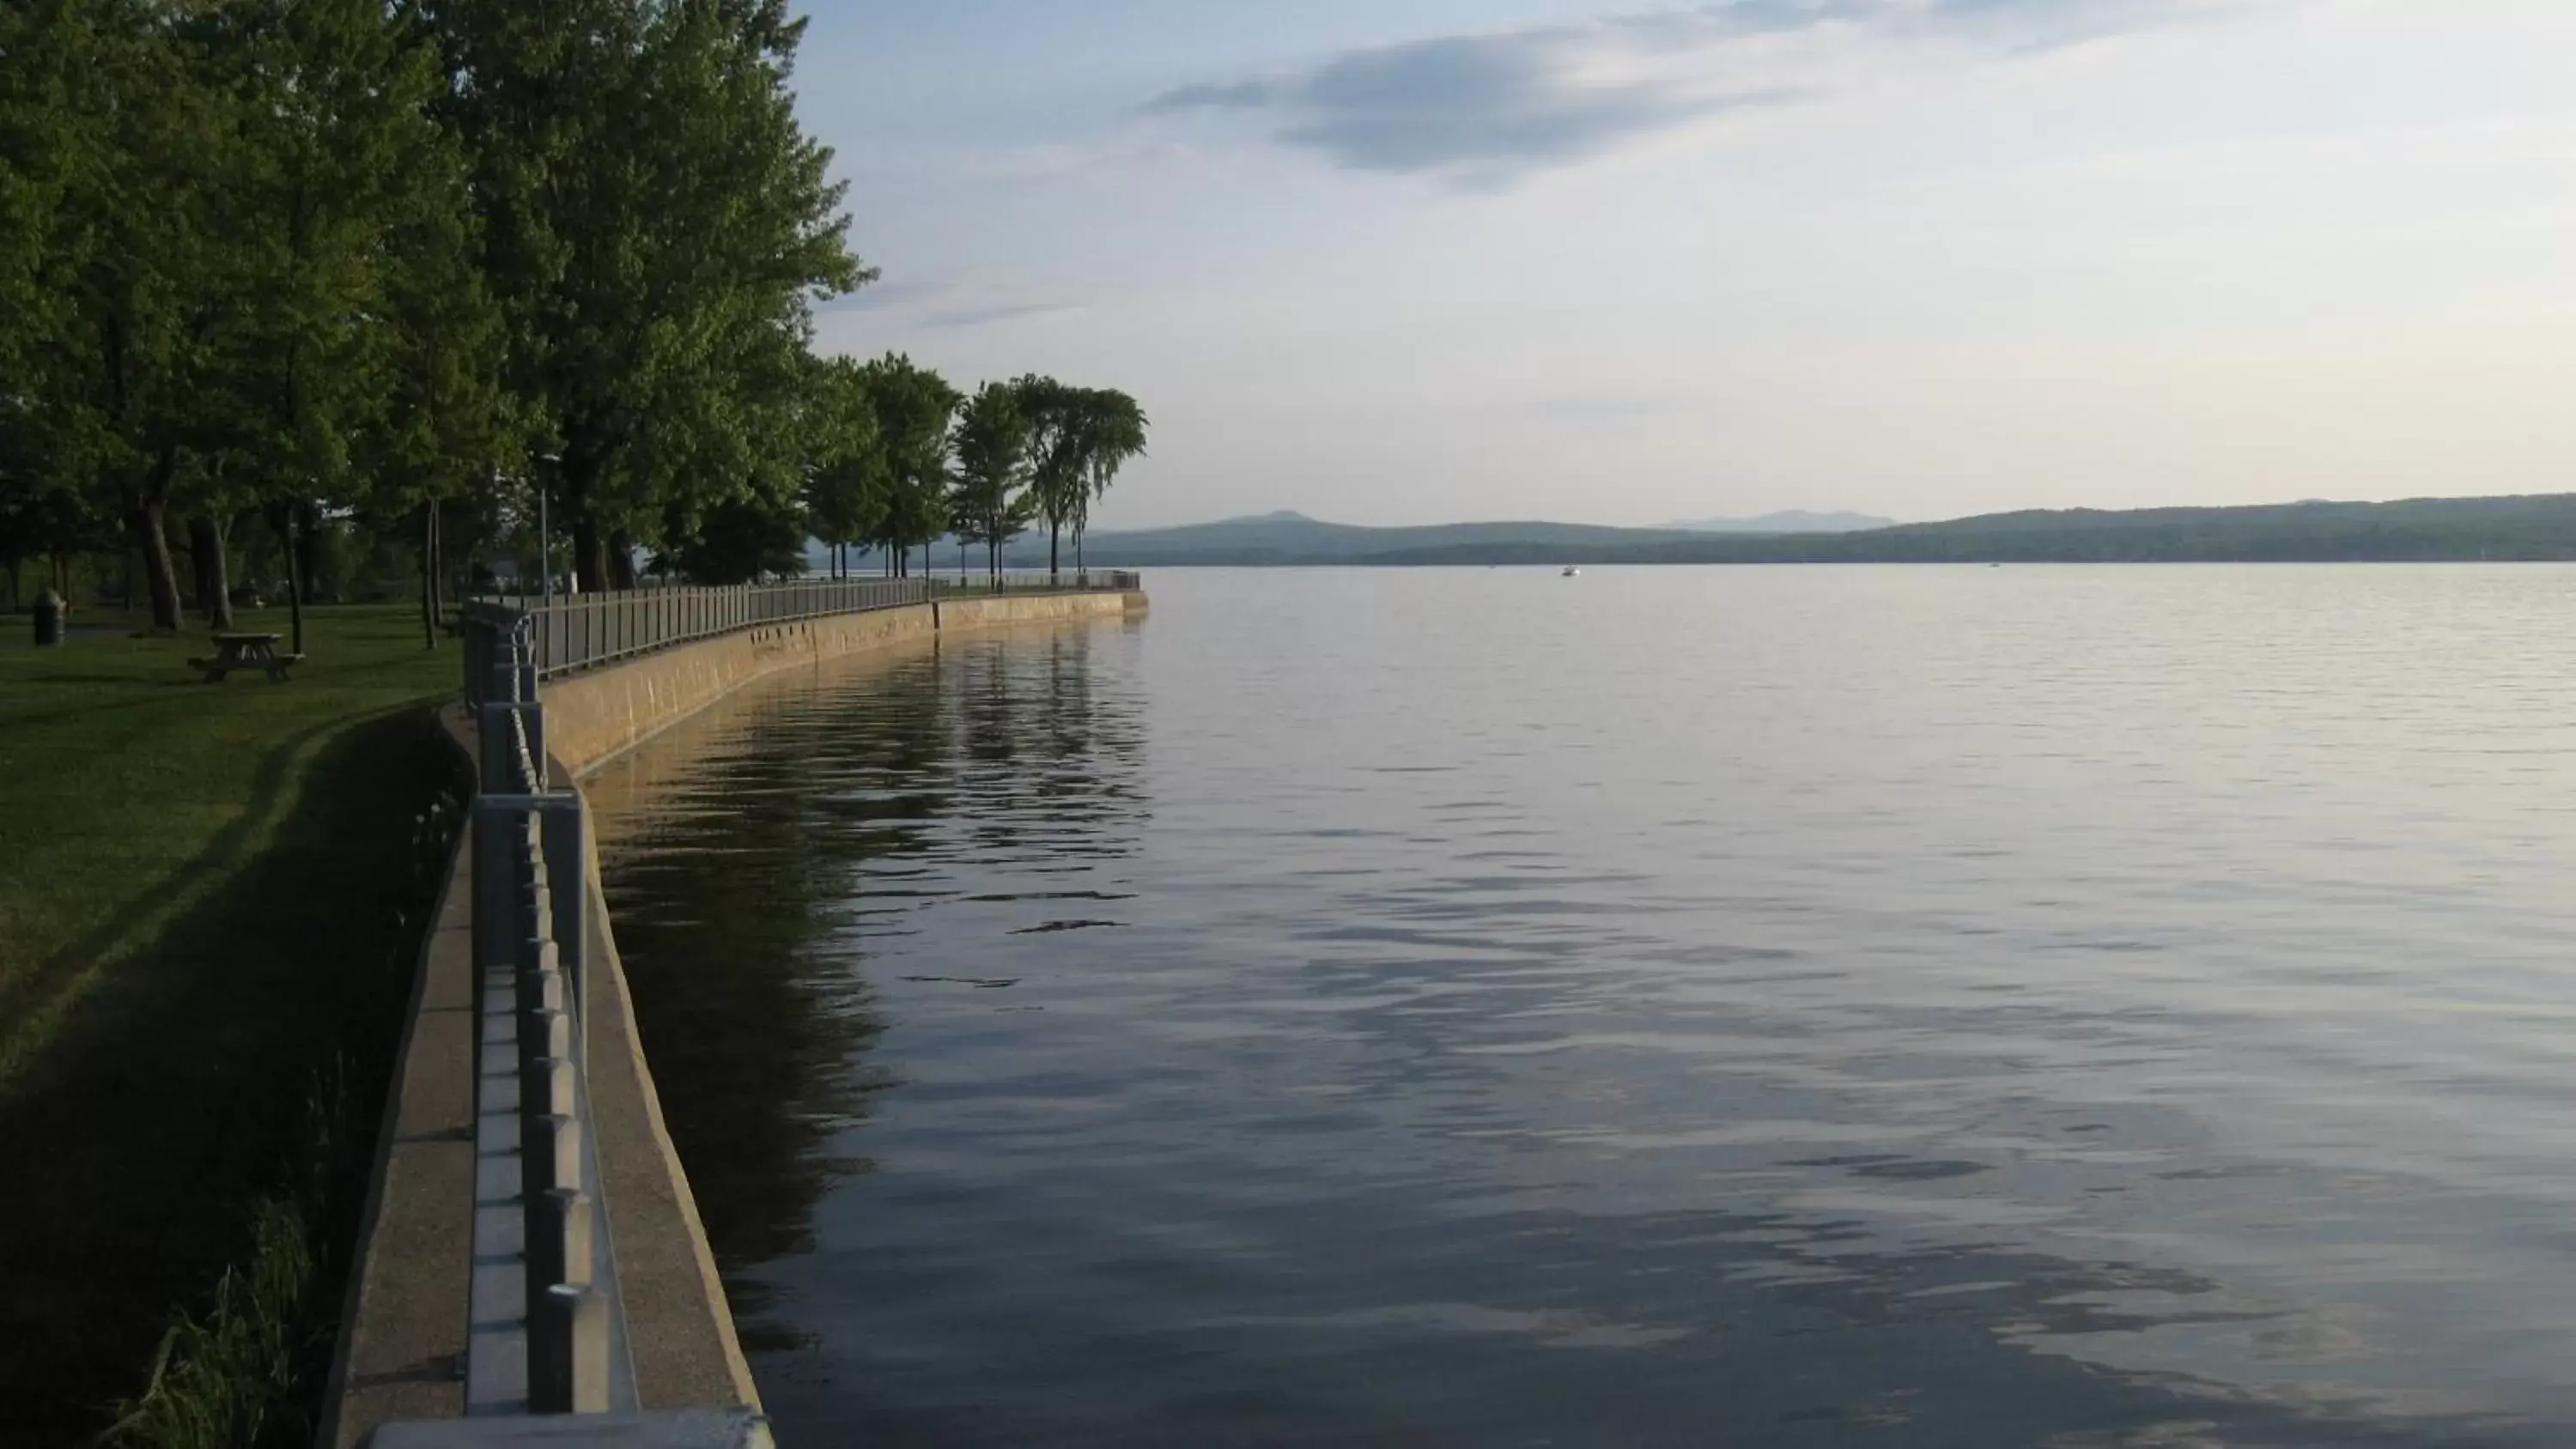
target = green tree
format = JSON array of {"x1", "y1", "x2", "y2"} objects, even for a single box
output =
[
  {"x1": 367, "y1": 17, "x2": 511, "y2": 647},
  {"x1": 434, "y1": 0, "x2": 866, "y2": 592},
  {"x1": 0, "y1": 0, "x2": 101, "y2": 609},
  {"x1": 947, "y1": 380, "x2": 1030, "y2": 585},
  {"x1": 191, "y1": 0, "x2": 463, "y2": 651},
  {"x1": 1011, "y1": 374, "x2": 1084, "y2": 579},
  {"x1": 33, "y1": 0, "x2": 234, "y2": 632},
  {"x1": 660, "y1": 494, "x2": 807, "y2": 585},
  {"x1": 0, "y1": 0, "x2": 85, "y2": 448},
  {"x1": 801, "y1": 356, "x2": 884, "y2": 579},
  {"x1": 172, "y1": 458, "x2": 252, "y2": 628},
  {"x1": 854, "y1": 353, "x2": 958, "y2": 579},
  {"x1": 1068, "y1": 388, "x2": 1147, "y2": 572}
]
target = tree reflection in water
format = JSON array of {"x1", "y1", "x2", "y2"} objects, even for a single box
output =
[{"x1": 589, "y1": 625, "x2": 1147, "y2": 1347}]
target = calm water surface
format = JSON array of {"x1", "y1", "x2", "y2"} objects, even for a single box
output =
[{"x1": 590, "y1": 567, "x2": 2576, "y2": 1447}]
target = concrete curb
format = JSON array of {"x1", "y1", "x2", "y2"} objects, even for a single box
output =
[
  {"x1": 569, "y1": 787, "x2": 761, "y2": 1410},
  {"x1": 322, "y1": 705, "x2": 483, "y2": 1446}
]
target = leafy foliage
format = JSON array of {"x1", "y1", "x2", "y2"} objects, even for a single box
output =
[
  {"x1": 659, "y1": 494, "x2": 809, "y2": 585},
  {"x1": 4, "y1": 0, "x2": 1146, "y2": 622},
  {"x1": 802, "y1": 355, "x2": 885, "y2": 571},
  {"x1": 948, "y1": 379, "x2": 1032, "y2": 581},
  {"x1": 1066, "y1": 387, "x2": 1147, "y2": 570},
  {"x1": 857, "y1": 353, "x2": 962, "y2": 574}
]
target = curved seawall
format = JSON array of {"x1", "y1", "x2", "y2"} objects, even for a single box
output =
[
  {"x1": 326, "y1": 588, "x2": 1143, "y2": 1446},
  {"x1": 542, "y1": 591, "x2": 1145, "y2": 775}
]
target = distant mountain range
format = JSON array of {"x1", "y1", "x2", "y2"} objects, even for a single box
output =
[
  {"x1": 999, "y1": 495, "x2": 2576, "y2": 567},
  {"x1": 1665, "y1": 510, "x2": 1895, "y2": 533},
  {"x1": 1003, "y1": 511, "x2": 1709, "y2": 568}
]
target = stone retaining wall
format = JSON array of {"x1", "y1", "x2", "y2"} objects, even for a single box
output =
[{"x1": 542, "y1": 590, "x2": 1145, "y2": 774}]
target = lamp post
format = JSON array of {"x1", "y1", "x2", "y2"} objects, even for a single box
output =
[{"x1": 536, "y1": 452, "x2": 562, "y2": 598}]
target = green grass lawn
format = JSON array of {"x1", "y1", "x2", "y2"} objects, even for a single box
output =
[{"x1": 0, "y1": 604, "x2": 465, "y2": 1446}]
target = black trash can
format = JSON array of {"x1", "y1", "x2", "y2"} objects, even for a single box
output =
[{"x1": 32, "y1": 588, "x2": 65, "y2": 647}]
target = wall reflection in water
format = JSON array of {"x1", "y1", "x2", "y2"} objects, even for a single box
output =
[{"x1": 589, "y1": 624, "x2": 1147, "y2": 1347}]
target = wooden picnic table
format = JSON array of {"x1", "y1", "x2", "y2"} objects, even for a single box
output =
[{"x1": 189, "y1": 632, "x2": 304, "y2": 682}]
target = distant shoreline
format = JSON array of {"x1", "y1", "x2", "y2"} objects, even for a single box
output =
[
  {"x1": 1025, "y1": 493, "x2": 2576, "y2": 568},
  {"x1": 1045, "y1": 556, "x2": 2568, "y2": 568}
]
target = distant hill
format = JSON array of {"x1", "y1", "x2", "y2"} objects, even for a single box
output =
[
  {"x1": 1666, "y1": 510, "x2": 1894, "y2": 533},
  {"x1": 1013, "y1": 494, "x2": 2576, "y2": 567},
  {"x1": 1364, "y1": 494, "x2": 2576, "y2": 566},
  {"x1": 1005, "y1": 511, "x2": 1709, "y2": 567}
]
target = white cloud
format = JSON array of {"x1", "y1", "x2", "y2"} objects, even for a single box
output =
[{"x1": 1144, "y1": 0, "x2": 2264, "y2": 183}]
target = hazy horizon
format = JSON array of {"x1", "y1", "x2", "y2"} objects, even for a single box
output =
[
  {"x1": 1080, "y1": 505, "x2": 1909, "y2": 533},
  {"x1": 1022, "y1": 488, "x2": 2576, "y2": 539},
  {"x1": 796, "y1": 2, "x2": 2576, "y2": 531}
]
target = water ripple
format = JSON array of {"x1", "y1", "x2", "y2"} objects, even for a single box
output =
[{"x1": 594, "y1": 567, "x2": 2576, "y2": 1448}]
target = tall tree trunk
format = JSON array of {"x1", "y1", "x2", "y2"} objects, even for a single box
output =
[
  {"x1": 1049, "y1": 521, "x2": 1060, "y2": 579},
  {"x1": 571, "y1": 512, "x2": 604, "y2": 595},
  {"x1": 215, "y1": 516, "x2": 235, "y2": 628},
  {"x1": 418, "y1": 504, "x2": 436, "y2": 649},
  {"x1": 176, "y1": 524, "x2": 198, "y2": 614},
  {"x1": 608, "y1": 528, "x2": 639, "y2": 591},
  {"x1": 184, "y1": 516, "x2": 209, "y2": 614},
  {"x1": 428, "y1": 503, "x2": 443, "y2": 632},
  {"x1": 295, "y1": 500, "x2": 324, "y2": 603},
  {"x1": 189, "y1": 514, "x2": 234, "y2": 629},
  {"x1": 274, "y1": 502, "x2": 307, "y2": 655},
  {"x1": 128, "y1": 486, "x2": 181, "y2": 633}
]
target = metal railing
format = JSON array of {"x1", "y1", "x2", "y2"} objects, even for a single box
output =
[
  {"x1": 414, "y1": 573, "x2": 1137, "y2": 1438},
  {"x1": 466, "y1": 572, "x2": 1140, "y2": 684},
  {"x1": 926, "y1": 568, "x2": 1143, "y2": 593},
  {"x1": 464, "y1": 621, "x2": 629, "y2": 1417}
]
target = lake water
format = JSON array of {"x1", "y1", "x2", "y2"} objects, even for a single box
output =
[{"x1": 589, "y1": 566, "x2": 2576, "y2": 1447}]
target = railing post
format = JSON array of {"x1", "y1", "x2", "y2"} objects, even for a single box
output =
[
  {"x1": 464, "y1": 622, "x2": 489, "y2": 706},
  {"x1": 533, "y1": 793, "x2": 588, "y2": 1048},
  {"x1": 529, "y1": 1282, "x2": 612, "y2": 1416},
  {"x1": 471, "y1": 800, "x2": 524, "y2": 976},
  {"x1": 478, "y1": 702, "x2": 543, "y2": 794}
]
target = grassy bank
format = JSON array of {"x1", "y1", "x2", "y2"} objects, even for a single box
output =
[{"x1": 0, "y1": 606, "x2": 463, "y2": 1446}]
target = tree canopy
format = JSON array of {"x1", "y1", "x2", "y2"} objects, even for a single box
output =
[
  {"x1": 858, "y1": 355, "x2": 963, "y2": 577},
  {"x1": 947, "y1": 380, "x2": 1030, "y2": 582},
  {"x1": 3, "y1": 0, "x2": 1147, "y2": 632}
]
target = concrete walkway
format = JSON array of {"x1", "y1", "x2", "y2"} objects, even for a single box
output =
[{"x1": 323, "y1": 707, "x2": 759, "y2": 1447}]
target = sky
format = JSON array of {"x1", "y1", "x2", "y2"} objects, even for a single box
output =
[{"x1": 793, "y1": 2, "x2": 2576, "y2": 530}]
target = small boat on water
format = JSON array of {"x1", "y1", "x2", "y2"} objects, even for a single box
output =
[{"x1": 1562, "y1": 566, "x2": 1580, "y2": 578}]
